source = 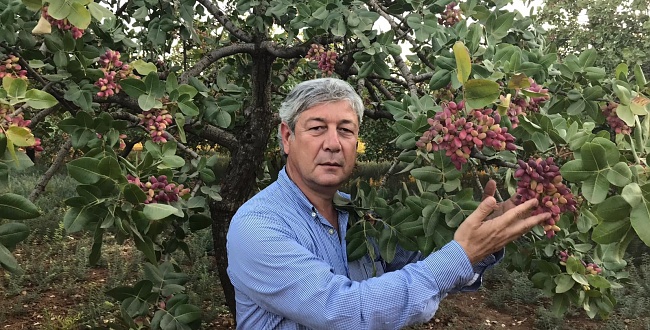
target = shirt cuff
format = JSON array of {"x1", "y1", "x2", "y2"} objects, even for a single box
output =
[
  {"x1": 461, "y1": 248, "x2": 505, "y2": 290},
  {"x1": 421, "y1": 240, "x2": 474, "y2": 293}
]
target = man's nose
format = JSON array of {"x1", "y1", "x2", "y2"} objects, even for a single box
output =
[{"x1": 323, "y1": 128, "x2": 342, "y2": 152}]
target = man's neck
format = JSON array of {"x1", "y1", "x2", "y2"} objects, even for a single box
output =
[{"x1": 285, "y1": 168, "x2": 340, "y2": 230}]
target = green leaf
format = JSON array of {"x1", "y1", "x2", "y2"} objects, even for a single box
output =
[
  {"x1": 379, "y1": 227, "x2": 398, "y2": 263},
  {"x1": 66, "y1": 157, "x2": 102, "y2": 184},
  {"x1": 68, "y1": 2, "x2": 91, "y2": 29},
  {"x1": 132, "y1": 59, "x2": 157, "y2": 76},
  {"x1": 612, "y1": 81, "x2": 631, "y2": 106},
  {"x1": 592, "y1": 220, "x2": 631, "y2": 244},
  {"x1": 582, "y1": 173, "x2": 610, "y2": 204},
  {"x1": 597, "y1": 196, "x2": 631, "y2": 222},
  {"x1": 580, "y1": 142, "x2": 608, "y2": 171},
  {"x1": 189, "y1": 214, "x2": 212, "y2": 231},
  {"x1": 178, "y1": 100, "x2": 199, "y2": 116},
  {"x1": 5, "y1": 126, "x2": 35, "y2": 147},
  {"x1": 634, "y1": 64, "x2": 647, "y2": 88},
  {"x1": 0, "y1": 243, "x2": 21, "y2": 274},
  {"x1": 410, "y1": 166, "x2": 441, "y2": 183},
  {"x1": 578, "y1": 49, "x2": 598, "y2": 67},
  {"x1": 0, "y1": 193, "x2": 40, "y2": 220},
  {"x1": 22, "y1": 0, "x2": 43, "y2": 11},
  {"x1": 87, "y1": 2, "x2": 114, "y2": 21},
  {"x1": 63, "y1": 205, "x2": 96, "y2": 233},
  {"x1": 555, "y1": 274, "x2": 574, "y2": 293},
  {"x1": 560, "y1": 159, "x2": 590, "y2": 182},
  {"x1": 463, "y1": 79, "x2": 500, "y2": 109},
  {"x1": 4, "y1": 76, "x2": 27, "y2": 99},
  {"x1": 119, "y1": 78, "x2": 147, "y2": 98},
  {"x1": 47, "y1": 0, "x2": 73, "y2": 20},
  {"x1": 166, "y1": 72, "x2": 179, "y2": 92},
  {"x1": 134, "y1": 236, "x2": 158, "y2": 264},
  {"x1": 138, "y1": 94, "x2": 162, "y2": 111},
  {"x1": 606, "y1": 162, "x2": 632, "y2": 187},
  {"x1": 25, "y1": 89, "x2": 59, "y2": 109},
  {"x1": 429, "y1": 69, "x2": 451, "y2": 90},
  {"x1": 453, "y1": 41, "x2": 471, "y2": 85},
  {"x1": 123, "y1": 183, "x2": 147, "y2": 204},
  {"x1": 98, "y1": 156, "x2": 122, "y2": 180},
  {"x1": 174, "y1": 304, "x2": 201, "y2": 323},
  {"x1": 622, "y1": 182, "x2": 643, "y2": 207},
  {"x1": 630, "y1": 183, "x2": 650, "y2": 246},
  {"x1": 177, "y1": 84, "x2": 197, "y2": 97},
  {"x1": 143, "y1": 203, "x2": 179, "y2": 220},
  {"x1": 0, "y1": 222, "x2": 30, "y2": 249}
]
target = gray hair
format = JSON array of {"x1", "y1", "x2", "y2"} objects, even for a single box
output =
[{"x1": 278, "y1": 78, "x2": 364, "y2": 156}]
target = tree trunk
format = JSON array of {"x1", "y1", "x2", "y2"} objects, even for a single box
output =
[{"x1": 210, "y1": 50, "x2": 276, "y2": 318}]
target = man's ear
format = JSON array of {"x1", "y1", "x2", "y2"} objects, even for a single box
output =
[{"x1": 280, "y1": 122, "x2": 293, "y2": 155}]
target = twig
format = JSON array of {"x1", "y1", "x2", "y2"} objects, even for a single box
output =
[
  {"x1": 483, "y1": 164, "x2": 504, "y2": 202},
  {"x1": 28, "y1": 139, "x2": 72, "y2": 202},
  {"x1": 471, "y1": 165, "x2": 485, "y2": 197}
]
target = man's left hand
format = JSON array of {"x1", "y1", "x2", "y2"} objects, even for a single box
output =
[{"x1": 482, "y1": 179, "x2": 517, "y2": 220}]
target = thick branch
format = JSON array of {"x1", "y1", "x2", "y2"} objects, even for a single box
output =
[
  {"x1": 28, "y1": 139, "x2": 72, "y2": 202},
  {"x1": 28, "y1": 105, "x2": 59, "y2": 129},
  {"x1": 192, "y1": 123, "x2": 239, "y2": 152},
  {"x1": 392, "y1": 54, "x2": 418, "y2": 96},
  {"x1": 95, "y1": 93, "x2": 141, "y2": 112},
  {"x1": 180, "y1": 44, "x2": 255, "y2": 83},
  {"x1": 195, "y1": 0, "x2": 253, "y2": 42}
]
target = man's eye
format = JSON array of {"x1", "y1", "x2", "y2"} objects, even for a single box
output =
[
  {"x1": 339, "y1": 128, "x2": 353, "y2": 134},
  {"x1": 310, "y1": 126, "x2": 324, "y2": 131}
]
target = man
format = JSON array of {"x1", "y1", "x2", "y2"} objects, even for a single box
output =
[{"x1": 226, "y1": 78, "x2": 549, "y2": 329}]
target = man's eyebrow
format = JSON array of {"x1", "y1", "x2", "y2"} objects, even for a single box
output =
[{"x1": 304, "y1": 117, "x2": 358, "y2": 127}]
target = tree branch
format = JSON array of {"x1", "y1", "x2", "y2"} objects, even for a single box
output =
[
  {"x1": 195, "y1": 0, "x2": 253, "y2": 42},
  {"x1": 95, "y1": 93, "x2": 141, "y2": 112},
  {"x1": 28, "y1": 139, "x2": 72, "y2": 202},
  {"x1": 469, "y1": 148, "x2": 517, "y2": 169},
  {"x1": 180, "y1": 44, "x2": 255, "y2": 83}
]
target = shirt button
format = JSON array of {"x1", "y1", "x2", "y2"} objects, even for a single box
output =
[
  {"x1": 328, "y1": 229, "x2": 334, "y2": 235},
  {"x1": 311, "y1": 212, "x2": 316, "y2": 217}
]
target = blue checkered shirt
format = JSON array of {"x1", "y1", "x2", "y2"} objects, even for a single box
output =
[{"x1": 227, "y1": 168, "x2": 501, "y2": 329}]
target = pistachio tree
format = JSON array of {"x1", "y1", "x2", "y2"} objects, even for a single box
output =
[{"x1": 1, "y1": 0, "x2": 650, "y2": 327}]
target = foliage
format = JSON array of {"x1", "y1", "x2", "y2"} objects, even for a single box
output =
[
  {"x1": 536, "y1": 0, "x2": 650, "y2": 73},
  {"x1": 1, "y1": 0, "x2": 650, "y2": 326}
]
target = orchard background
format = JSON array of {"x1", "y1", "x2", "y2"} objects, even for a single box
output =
[{"x1": 1, "y1": 0, "x2": 650, "y2": 328}]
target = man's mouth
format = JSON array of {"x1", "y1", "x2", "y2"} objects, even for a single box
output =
[{"x1": 320, "y1": 162, "x2": 342, "y2": 167}]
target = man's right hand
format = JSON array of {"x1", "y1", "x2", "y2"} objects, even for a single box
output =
[{"x1": 453, "y1": 197, "x2": 550, "y2": 265}]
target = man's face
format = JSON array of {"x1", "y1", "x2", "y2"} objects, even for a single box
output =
[{"x1": 281, "y1": 100, "x2": 359, "y2": 193}]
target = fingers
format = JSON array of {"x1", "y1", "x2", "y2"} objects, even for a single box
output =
[
  {"x1": 482, "y1": 180, "x2": 496, "y2": 201},
  {"x1": 510, "y1": 212, "x2": 551, "y2": 236},
  {"x1": 496, "y1": 198, "x2": 539, "y2": 226},
  {"x1": 465, "y1": 196, "x2": 497, "y2": 225}
]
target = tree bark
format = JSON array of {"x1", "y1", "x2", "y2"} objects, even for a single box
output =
[{"x1": 210, "y1": 49, "x2": 276, "y2": 318}]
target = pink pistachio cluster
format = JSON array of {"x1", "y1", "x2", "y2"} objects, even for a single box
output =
[
  {"x1": 601, "y1": 102, "x2": 631, "y2": 135},
  {"x1": 558, "y1": 251, "x2": 602, "y2": 275},
  {"x1": 0, "y1": 104, "x2": 42, "y2": 152},
  {"x1": 305, "y1": 44, "x2": 337, "y2": 75},
  {"x1": 0, "y1": 55, "x2": 27, "y2": 79},
  {"x1": 126, "y1": 174, "x2": 190, "y2": 204},
  {"x1": 95, "y1": 50, "x2": 132, "y2": 98},
  {"x1": 42, "y1": 6, "x2": 84, "y2": 39},
  {"x1": 416, "y1": 100, "x2": 517, "y2": 169},
  {"x1": 514, "y1": 157, "x2": 578, "y2": 238},
  {"x1": 137, "y1": 108, "x2": 173, "y2": 143},
  {"x1": 507, "y1": 79, "x2": 550, "y2": 128},
  {"x1": 438, "y1": 2, "x2": 462, "y2": 27}
]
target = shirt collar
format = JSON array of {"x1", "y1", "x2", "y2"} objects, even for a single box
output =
[{"x1": 277, "y1": 167, "x2": 349, "y2": 217}]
